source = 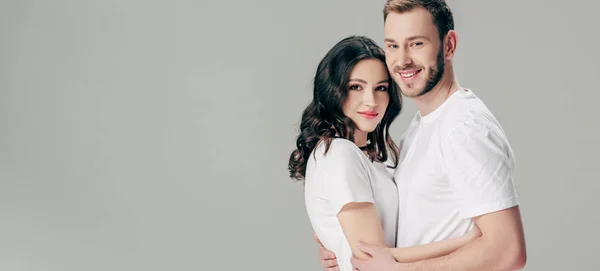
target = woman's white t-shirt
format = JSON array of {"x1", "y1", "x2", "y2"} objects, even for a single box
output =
[{"x1": 304, "y1": 138, "x2": 398, "y2": 271}]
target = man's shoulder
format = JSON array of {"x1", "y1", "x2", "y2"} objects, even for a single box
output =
[{"x1": 437, "y1": 89, "x2": 503, "y2": 138}]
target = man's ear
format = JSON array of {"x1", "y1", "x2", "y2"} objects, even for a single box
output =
[{"x1": 444, "y1": 30, "x2": 458, "y2": 60}]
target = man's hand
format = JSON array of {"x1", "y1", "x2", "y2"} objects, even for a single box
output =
[
  {"x1": 351, "y1": 242, "x2": 409, "y2": 271},
  {"x1": 315, "y1": 233, "x2": 339, "y2": 271}
]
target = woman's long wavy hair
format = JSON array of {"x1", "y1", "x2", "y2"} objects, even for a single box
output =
[{"x1": 288, "y1": 35, "x2": 402, "y2": 181}]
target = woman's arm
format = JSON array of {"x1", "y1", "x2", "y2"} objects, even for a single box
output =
[
  {"x1": 337, "y1": 202, "x2": 388, "y2": 260},
  {"x1": 337, "y1": 202, "x2": 481, "y2": 262}
]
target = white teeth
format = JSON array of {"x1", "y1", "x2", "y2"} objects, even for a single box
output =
[{"x1": 400, "y1": 72, "x2": 416, "y2": 78}]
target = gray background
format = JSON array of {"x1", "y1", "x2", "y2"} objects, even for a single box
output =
[{"x1": 1, "y1": 0, "x2": 598, "y2": 270}]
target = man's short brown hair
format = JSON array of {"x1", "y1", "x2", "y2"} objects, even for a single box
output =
[{"x1": 383, "y1": 0, "x2": 454, "y2": 41}]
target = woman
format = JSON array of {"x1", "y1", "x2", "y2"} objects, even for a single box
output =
[{"x1": 288, "y1": 36, "x2": 479, "y2": 271}]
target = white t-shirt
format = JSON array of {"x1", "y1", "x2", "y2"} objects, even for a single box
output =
[
  {"x1": 304, "y1": 138, "x2": 398, "y2": 271},
  {"x1": 394, "y1": 88, "x2": 519, "y2": 247}
]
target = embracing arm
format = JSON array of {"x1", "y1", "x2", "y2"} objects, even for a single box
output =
[
  {"x1": 396, "y1": 121, "x2": 527, "y2": 270},
  {"x1": 386, "y1": 226, "x2": 480, "y2": 263},
  {"x1": 403, "y1": 206, "x2": 527, "y2": 271},
  {"x1": 338, "y1": 202, "x2": 481, "y2": 263}
]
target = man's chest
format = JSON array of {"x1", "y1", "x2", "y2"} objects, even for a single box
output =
[{"x1": 394, "y1": 129, "x2": 457, "y2": 206}]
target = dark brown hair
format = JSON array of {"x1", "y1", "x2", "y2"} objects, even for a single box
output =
[{"x1": 288, "y1": 36, "x2": 402, "y2": 181}]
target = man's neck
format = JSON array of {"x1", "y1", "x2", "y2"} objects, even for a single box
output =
[{"x1": 413, "y1": 71, "x2": 460, "y2": 117}]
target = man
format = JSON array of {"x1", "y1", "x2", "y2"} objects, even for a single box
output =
[{"x1": 316, "y1": 1, "x2": 527, "y2": 270}]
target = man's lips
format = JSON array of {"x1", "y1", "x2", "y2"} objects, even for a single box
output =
[{"x1": 397, "y1": 69, "x2": 422, "y2": 82}]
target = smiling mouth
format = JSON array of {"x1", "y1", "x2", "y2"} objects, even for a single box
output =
[{"x1": 398, "y1": 69, "x2": 422, "y2": 81}]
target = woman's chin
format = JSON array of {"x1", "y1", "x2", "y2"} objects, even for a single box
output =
[{"x1": 356, "y1": 126, "x2": 378, "y2": 134}]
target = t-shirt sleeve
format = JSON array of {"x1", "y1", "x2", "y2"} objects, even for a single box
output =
[
  {"x1": 441, "y1": 121, "x2": 519, "y2": 219},
  {"x1": 313, "y1": 140, "x2": 374, "y2": 215}
]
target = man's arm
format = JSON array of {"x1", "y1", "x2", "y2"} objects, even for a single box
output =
[
  {"x1": 406, "y1": 206, "x2": 526, "y2": 271},
  {"x1": 353, "y1": 121, "x2": 527, "y2": 271},
  {"x1": 351, "y1": 206, "x2": 526, "y2": 271},
  {"x1": 386, "y1": 225, "x2": 481, "y2": 263},
  {"x1": 316, "y1": 210, "x2": 481, "y2": 267},
  {"x1": 406, "y1": 120, "x2": 527, "y2": 270},
  {"x1": 338, "y1": 202, "x2": 482, "y2": 262}
]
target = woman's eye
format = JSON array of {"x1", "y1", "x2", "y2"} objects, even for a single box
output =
[
  {"x1": 349, "y1": 85, "x2": 361, "y2": 90},
  {"x1": 376, "y1": 86, "x2": 388, "y2": 91}
]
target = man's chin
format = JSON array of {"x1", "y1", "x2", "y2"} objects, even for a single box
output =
[{"x1": 400, "y1": 87, "x2": 424, "y2": 98}]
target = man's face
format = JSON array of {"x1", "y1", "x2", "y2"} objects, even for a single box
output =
[{"x1": 383, "y1": 8, "x2": 445, "y2": 98}]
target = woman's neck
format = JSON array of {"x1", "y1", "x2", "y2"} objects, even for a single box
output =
[{"x1": 354, "y1": 131, "x2": 368, "y2": 148}]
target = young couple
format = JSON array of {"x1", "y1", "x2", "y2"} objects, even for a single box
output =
[{"x1": 288, "y1": 1, "x2": 527, "y2": 271}]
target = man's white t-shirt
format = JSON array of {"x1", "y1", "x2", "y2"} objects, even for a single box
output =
[
  {"x1": 394, "y1": 88, "x2": 519, "y2": 247},
  {"x1": 304, "y1": 138, "x2": 398, "y2": 271}
]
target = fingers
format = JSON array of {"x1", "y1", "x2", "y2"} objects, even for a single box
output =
[
  {"x1": 356, "y1": 242, "x2": 379, "y2": 257},
  {"x1": 319, "y1": 247, "x2": 338, "y2": 269},
  {"x1": 319, "y1": 246, "x2": 336, "y2": 260},
  {"x1": 323, "y1": 259, "x2": 338, "y2": 268},
  {"x1": 315, "y1": 233, "x2": 338, "y2": 270},
  {"x1": 324, "y1": 249, "x2": 337, "y2": 259},
  {"x1": 320, "y1": 257, "x2": 338, "y2": 271},
  {"x1": 350, "y1": 255, "x2": 369, "y2": 271},
  {"x1": 356, "y1": 241, "x2": 372, "y2": 255},
  {"x1": 351, "y1": 258, "x2": 363, "y2": 271}
]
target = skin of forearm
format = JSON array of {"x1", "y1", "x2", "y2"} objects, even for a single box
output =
[
  {"x1": 405, "y1": 236, "x2": 522, "y2": 271},
  {"x1": 387, "y1": 232, "x2": 477, "y2": 263}
]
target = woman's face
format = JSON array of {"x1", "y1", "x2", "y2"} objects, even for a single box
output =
[{"x1": 342, "y1": 58, "x2": 390, "y2": 137}]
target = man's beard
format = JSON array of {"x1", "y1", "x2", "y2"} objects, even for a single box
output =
[{"x1": 395, "y1": 45, "x2": 445, "y2": 98}]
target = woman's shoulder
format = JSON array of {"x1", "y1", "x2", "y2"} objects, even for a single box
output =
[
  {"x1": 306, "y1": 138, "x2": 372, "y2": 187},
  {"x1": 312, "y1": 138, "x2": 364, "y2": 160}
]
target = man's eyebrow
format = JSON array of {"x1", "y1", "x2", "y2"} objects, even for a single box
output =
[
  {"x1": 406, "y1": 35, "x2": 430, "y2": 41},
  {"x1": 385, "y1": 36, "x2": 431, "y2": 43}
]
